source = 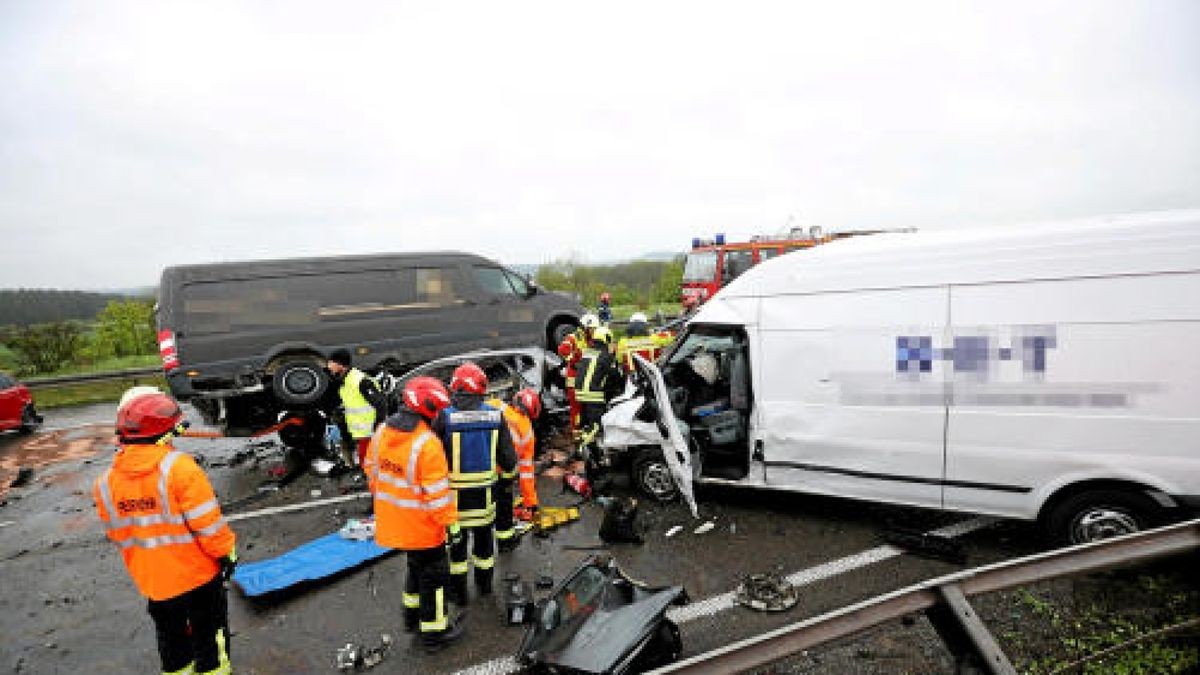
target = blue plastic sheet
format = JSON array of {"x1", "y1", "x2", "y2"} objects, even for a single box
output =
[{"x1": 233, "y1": 532, "x2": 393, "y2": 597}]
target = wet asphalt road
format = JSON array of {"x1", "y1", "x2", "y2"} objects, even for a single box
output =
[{"x1": 0, "y1": 405, "x2": 1043, "y2": 674}]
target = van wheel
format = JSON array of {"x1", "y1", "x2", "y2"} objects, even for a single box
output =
[
  {"x1": 633, "y1": 450, "x2": 679, "y2": 503},
  {"x1": 271, "y1": 359, "x2": 329, "y2": 407},
  {"x1": 1044, "y1": 489, "x2": 1159, "y2": 546},
  {"x1": 18, "y1": 405, "x2": 42, "y2": 434},
  {"x1": 549, "y1": 321, "x2": 576, "y2": 349}
]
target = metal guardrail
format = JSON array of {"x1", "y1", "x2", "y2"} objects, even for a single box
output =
[
  {"x1": 24, "y1": 366, "x2": 162, "y2": 389},
  {"x1": 653, "y1": 518, "x2": 1200, "y2": 675}
]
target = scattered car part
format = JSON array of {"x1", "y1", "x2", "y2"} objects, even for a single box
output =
[
  {"x1": 335, "y1": 633, "x2": 393, "y2": 672},
  {"x1": 735, "y1": 573, "x2": 799, "y2": 612},
  {"x1": 599, "y1": 496, "x2": 644, "y2": 544},
  {"x1": 502, "y1": 574, "x2": 535, "y2": 626},
  {"x1": 693, "y1": 520, "x2": 715, "y2": 535},
  {"x1": 516, "y1": 555, "x2": 688, "y2": 674},
  {"x1": 8, "y1": 467, "x2": 33, "y2": 489},
  {"x1": 664, "y1": 525, "x2": 683, "y2": 538},
  {"x1": 881, "y1": 526, "x2": 967, "y2": 565}
]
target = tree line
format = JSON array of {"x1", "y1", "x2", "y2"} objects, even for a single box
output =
[
  {"x1": 0, "y1": 289, "x2": 143, "y2": 327},
  {"x1": 535, "y1": 257, "x2": 684, "y2": 307},
  {"x1": 0, "y1": 299, "x2": 157, "y2": 376}
]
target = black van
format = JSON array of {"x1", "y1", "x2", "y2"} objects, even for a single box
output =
[{"x1": 156, "y1": 251, "x2": 581, "y2": 435}]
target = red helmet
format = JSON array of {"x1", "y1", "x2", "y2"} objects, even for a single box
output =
[
  {"x1": 513, "y1": 388, "x2": 542, "y2": 420},
  {"x1": 403, "y1": 376, "x2": 452, "y2": 419},
  {"x1": 117, "y1": 388, "x2": 184, "y2": 440},
  {"x1": 449, "y1": 362, "x2": 488, "y2": 394},
  {"x1": 600, "y1": 292, "x2": 611, "y2": 303}
]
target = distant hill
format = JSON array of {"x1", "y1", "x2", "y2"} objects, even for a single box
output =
[{"x1": 0, "y1": 289, "x2": 130, "y2": 327}]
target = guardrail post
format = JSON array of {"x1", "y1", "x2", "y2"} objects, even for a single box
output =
[{"x1": 925, "y1": 583, "x2": 1017, "y2": 675}]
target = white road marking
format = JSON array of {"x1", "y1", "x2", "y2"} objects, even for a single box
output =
[
  {"x1": 225, "y1": 492, "x2": 371, "y2": 523},
  {"x1": 455, "y1": 516, "x2": 996, "y2": 674}
]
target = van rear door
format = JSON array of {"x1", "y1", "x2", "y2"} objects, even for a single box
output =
[{"x1": 755, "y1": 286, "x2": 950, "y2": 510}]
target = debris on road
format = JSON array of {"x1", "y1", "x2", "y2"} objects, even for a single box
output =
[
  {"x1": 335, "y1": 633, "x2": 393, "y2": 671},
  {"x1": 665, "y1": 525, "x2": 683, "y2": 538},
  {"x1": 338, "y1": 518, "x2": 375, "y2": 541},
  {"x1": 517, "y1": 555, "x2": 687, "y2": 674},
  {"x1": 9, "y1": 467, "x2": 34, "y2": 488},
  {"x1": 599, "y1": 496, "x2": 643, "y2": 544},
  {"x1": 693, "y1": 520, "x2": 715, "y2": 535},
  {"x1": 501, "y1": 574, "x2": 534, "y2": 625},
  {"x1": 880, "y1": 526, "x2": 967, "y2": 565},
  {"x1": 736, "y1": 573, "x2": 799, "y2": 612}
]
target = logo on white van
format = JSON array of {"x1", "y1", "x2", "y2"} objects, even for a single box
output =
[{"x1": 896, "y1": 326, "x2": 1056, "y2": 377}]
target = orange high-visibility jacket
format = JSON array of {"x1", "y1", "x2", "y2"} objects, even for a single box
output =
[
  {"x1": 94, "y1": 444, "x2": 236, "y2": 601},
  {"x1": 488, "y1": 400, "x2": 539, "y2": 508},
  {"x1": 616, "y1": 331, "x2": 676, "y2": 372},
  {"x1": 367, "y1": 419, "x2": 457, "y2": 550}
]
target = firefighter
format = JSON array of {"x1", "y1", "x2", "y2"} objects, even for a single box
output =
[
  {"x1": 434, "y1": 362, "x2": 517, "y2": 603},
  {"x1": 485, "y1": 388, "x2": 542, "y2": 544},
  {"x1": 326, "y1": 348, "x2": 389, "y2": 468},
  {"x1": 597, "y1": 292, "x2": 612, "y2": 325},
  {"x1": 574, "y1": 325, "x2": 624, "y2": 460},
  {"x1": 94, "y1": 386, "x2": 237, "y2": 675},
  {"x1": 615, "y1": 312, "x2": 676, "y2": 373},
  {"x1": 365, "y1": 376, "x2": 463, "y2": 652},
  {"x1": 557, "y1": 313, "x2": 600, "y2": 439}
]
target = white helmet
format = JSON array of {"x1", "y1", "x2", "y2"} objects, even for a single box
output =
[
  {"x1": 689, "y1": 352, "x2": 719, "y2": 385},
  {"x1": 580, "y1": 313, "x2": 600, "y2": 330},
  {"x1": 629, "y1": 312, "x2": 648, "y2": 325},
  {"x1": 119, "y1": 385, "x2": 164, "y2": 410}
]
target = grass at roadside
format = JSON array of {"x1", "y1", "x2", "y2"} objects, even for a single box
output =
[
  {"x1": 34, "y1": 354, "x2": 160, "y2": 378},
  {"x1": 31, "y1": 374, "x2": 168, "y2": 410}
]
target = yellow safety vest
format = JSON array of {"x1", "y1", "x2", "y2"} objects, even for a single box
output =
[{"x1": 340, "y1": 368, "x2": 377, "y2": 440}]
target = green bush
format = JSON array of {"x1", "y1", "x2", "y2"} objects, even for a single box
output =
[{"x1": 0, "y1": 321, "x2": 85, "y2": 375}]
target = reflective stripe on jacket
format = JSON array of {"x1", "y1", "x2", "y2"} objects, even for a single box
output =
[
  {"x1": 574, "y1": 347, "x2": 609, "y2": 404},
  {"x1": 487, "y1": 399, "x2": 538, "y2": 508},
  {"x1": 369, "y1": 421, "x2": 456, "y2": 550},
  {"x1": 441, "y1": 404, "x2": 503, "y2": 526},
  {"x1": 616, "y1": 333, "x2": 675, "y2": 372},
  {"x1": 94, "y1": 445, "x2": 235, "y2": 601},
  {"x1": 340, "y1": 368, "x2": 377, "y2": 439}
]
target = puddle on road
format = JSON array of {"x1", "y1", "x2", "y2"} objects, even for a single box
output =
[{"x1": 0, "y1": 425, "x2": 115, "y2": 498}]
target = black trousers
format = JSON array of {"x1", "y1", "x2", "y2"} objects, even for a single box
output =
[
  {"x1": 493, "y1": 478, "x2": 515, "y2": 538},
  {"x1": 404, "y1": 546, "x2": 450, "y2": 634},
  {"x1": 146, "y1": 573, "x2": 229, "y2": 674},
  {"x1": 449, "y1": 522, "x2": 495, "y2": 588}
]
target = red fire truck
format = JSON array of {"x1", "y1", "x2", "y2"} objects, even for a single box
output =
[{"x1": 681, "y1": 227, "x2": 901, "y2": 305}]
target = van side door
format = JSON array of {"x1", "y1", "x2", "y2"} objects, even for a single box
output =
[{"x1": 755, "y1": 286, "x2": 950, "y2": 510}]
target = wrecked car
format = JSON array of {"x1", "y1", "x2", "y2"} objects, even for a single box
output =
[{"x1": 517, "y1": 554, "x2": 687, "y2": 674}]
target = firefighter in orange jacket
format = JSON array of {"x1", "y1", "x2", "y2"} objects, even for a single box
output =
[
  {"x1": 557, "y1": 313, "x2": 600, "y2": 438},
  {"x1": 365, "y1": 376, "x2": 463, "y2": 651},
  {"x1": 94, "y1": 386, "x2": 237, "y2": 675},
  {"x1": 486, "y1": 388, "x2": 542, "y2": 548}
]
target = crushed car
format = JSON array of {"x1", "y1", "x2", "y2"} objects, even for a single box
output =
[{"x1": 517, "y1": 554, "x2": 687, "y2": 674}]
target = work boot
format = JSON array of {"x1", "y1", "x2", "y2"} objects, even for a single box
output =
[{"x1": 421, "y1": 619, "x2": 464, "y2": 653}]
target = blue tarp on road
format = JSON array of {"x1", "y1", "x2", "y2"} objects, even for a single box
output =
[{"x1": 233, "y1": 532, "x2": 394, "y2": 597}]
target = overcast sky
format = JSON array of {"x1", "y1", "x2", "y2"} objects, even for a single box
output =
[{"x1": 1, "y1": 1, "x2": 1198, "y2": 289}]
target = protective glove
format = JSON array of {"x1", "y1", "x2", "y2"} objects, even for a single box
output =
[
  {"x1": 219, "y1": 546, "x2": 238, "y2": 582},
  {"x1": 446, "y1": 523, "x2": 463, "y2": 547}
]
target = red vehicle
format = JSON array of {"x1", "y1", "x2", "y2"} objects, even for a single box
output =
[
  {"x1": 0, "y1": 371, "x2": 41, "y2": 433},
  {"x1": 681, "y1": 227, "x2": 904, "y2": 306}
]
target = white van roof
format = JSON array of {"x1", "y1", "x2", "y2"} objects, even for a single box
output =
[{"x1": 695, "y1": 210, "x2": 1200, "y2": 325}]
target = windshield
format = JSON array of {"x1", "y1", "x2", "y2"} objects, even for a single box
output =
[{"x1": 682, "y1": 252, "x2": 718, "y2": 283}]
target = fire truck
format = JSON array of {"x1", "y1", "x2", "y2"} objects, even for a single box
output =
[{"x1": 681, "y1": 227, "x2": 908, "y2": 305}]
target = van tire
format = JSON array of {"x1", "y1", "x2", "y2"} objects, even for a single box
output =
[
  {"x1": 633, "y1": 450, "x2": 679, "y2": 503},
  {"x1": 271, "y1": 359, "x2": 329, "y2": 407},
  {"x1": 1044, "y1": 488, "x2": 1160, "y2": 546},
  {"x1": 550, "y1": 321, "x2": 576, "y2": 349}
]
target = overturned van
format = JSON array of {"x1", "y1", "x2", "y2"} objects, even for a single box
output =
[
  {"x1": 156, "y1": 252, "x2": 582, "y2": 435},
  {"x1": 614, "y1": 212, "x2": 1200, "y2": 544}
]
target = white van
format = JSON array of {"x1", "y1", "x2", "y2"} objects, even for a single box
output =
[{"x1": 607, "y1": 212, "x2": 1200, "y2": 544}]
